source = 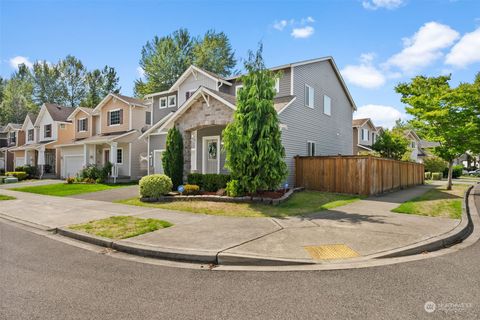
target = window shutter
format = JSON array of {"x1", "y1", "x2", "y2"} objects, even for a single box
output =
[
  {"x1": 85, "y1": 119, "x2": 88, "y2": 131},
  {"x1": 107, "y1": 111, "x2": 111, "y2": 126},
  {"x1": 119, "y1": 109, "x2": 123, "y2": 124}
]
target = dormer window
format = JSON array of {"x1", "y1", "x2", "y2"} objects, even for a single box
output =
[
  {"x1": 108, "y1": 109, "x2": 122, "y2": 126},
  {"x1": 361, "y1": 128, "x2": 369, "y2": 141},
  {"x1": 28, "y1": 129, "x2": 34, "y2": 141},
  {"x1": 9, "y1": 131, "x2": 16, "y2": 144},
  {"x1": 44, "y1": 124, "x2": 52, "y2": 138},
  {"x1": 168, "y1": 95, "x2": 177, "y2": 108},
  {"x1": 77, "y1": 118, "x2": 88, "y2": 132}
]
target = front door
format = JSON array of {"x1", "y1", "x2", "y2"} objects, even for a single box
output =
[
  {"x1": 203, "y1": 136, "x2": 219, "y2": 174},
  {"x1": 44, "y1": 149, "x2": 56, "y2": 173},
  {"x1": 104, "y1": 149, "x2": 110, "y2": 165}
]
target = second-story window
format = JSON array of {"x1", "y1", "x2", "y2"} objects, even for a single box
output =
[
  {"x1": 44, "y1": 124, "x2": 52, "y2": 138},
  {"x1": 146, "y1": 111, "x2": 151, "y2": 125},
  {"x1": 168, "y1": 95, "x2": 176, "y2": 108},
  {"x1": 159, "y1": 97, "x2": 167, "y2": 109},
  {"x1": 77, "y1": 118, "x2": 88, "y2": 132},
  {"x1": 9, "y1": 131, "x2": 16, "y2": 144},
  {"x1": 108, "y1": 109, "x2": 122, "y2": 126},
  {"x1": 324, "y1": 95, "x2": 331, "y2": 115},
  {"x1": 305, "y1": 84, "x2": 314, "y2": 108},
  {"x1": 361, "y1": 128, "x2": 369, "y2": 141},
  {"x1": 28, "y1": 129, "x2": 34, "y2": 141},
  {"x1": 185, "y1": 90, "x2": 195, "y2": 100}
]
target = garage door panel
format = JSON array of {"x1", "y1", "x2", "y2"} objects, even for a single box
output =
[{"x1": 64, "y1": 156, "x2": 83, "y2": 178}]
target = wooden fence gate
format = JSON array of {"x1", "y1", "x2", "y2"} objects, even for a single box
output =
[{"x1": 295, "y1": 155, "x2": 424, "y2": 195}]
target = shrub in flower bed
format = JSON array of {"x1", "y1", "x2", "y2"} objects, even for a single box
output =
[
  {"x1": 187, "y1": 173, "x2": 230, "y2": 192},
  {"x1": 226, "y1": 179, "x2": 244, "y2": 197},
  {"x1": 182, "y1": 184, "x2": 200, "y2": 195},
  {"x1": 15, "y1": 165, "x2": 37, "y2": 178},
  {"x1": 6, "y1": 171, "x2": 28, "y2": 181},
  {"x1": 432, "y1": 172, "x2": 442, "y2": 180},
  {"x1": 140, "y1": 174, "x2": 173, "y2": 199}
]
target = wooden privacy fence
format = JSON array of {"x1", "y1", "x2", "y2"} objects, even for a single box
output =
[{"x1": 295, "y1": 155, "x2": 424, "y2": 196}]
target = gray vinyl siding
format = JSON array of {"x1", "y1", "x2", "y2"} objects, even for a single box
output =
[
  {"x1": 222, "y1": 67, "x2": 291, "y2": 98},
  {"x1": 130, "y1": 138, "x2": 148, "y2": 179},
  {"x1": 196, "y1": 126, "x2": 228, "y2": 174},
  {"x1": 279, "y1": 60, "x2": 354, "y2": 186},
  {"x1": 152, "y1": 92, "x2": 178, "y2": 124},
  {"x1": 178, "y1": 72, "x2": 217, "y2": 106}
]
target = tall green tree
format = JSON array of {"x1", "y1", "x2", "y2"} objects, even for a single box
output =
[
  {"x1": 59, "y1": 55, "x2": 87, "y2": 107},
  {"x1": 396, "y1": 74, "x2": 479, "y2": 190},
  {"x1": 0, "y1": 65, "x2": 37, "y2": 124},
  {"x1": 371, "y1": 130, "x2": 410, "y2": 160},
  {"x1": 134, "y1": 28, "x2": 236, "y2": 97},
  {"x1": 193, "y1": 30, "x2": 236, "y2": 77},
  {"x1": 162, "y1": 127, "x2": 184, "y2": 189},
  {"x1": 81, "y1": 66, "x2": 120, "y2": 108},
  {"x1": 223, "y1": 45, "x2": 287, "y2": 193},
  {"x1": 32, "y1": 60, "x2": 63, "y2": 105}
]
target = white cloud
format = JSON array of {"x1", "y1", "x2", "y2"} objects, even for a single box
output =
[
  {"x1": 9, "y1": 56, "x2": 33, "y2": 69},
  {"x1": 384, "y1": 22, "x2": 460, "y2": 73},
  {"x1": 136, "y1": 66, "x2": 145, "y2": 78},
  {"x1": 341, "y1": 53, "x2": 386, "y2": 89},
  {"x1": 445, "y1": 27, "x2": 480, "y2": 68},
  {"x1": 273, "y1": 20, "x2": 288, "y2": 31},
  {"x1": 362, "y1": 0, "x2": 404, "y2": 10},
  {"x1": 354, "y1": 104, "x2": 406, "y2": 129},
  {"x1": 301, "y1": 16, "x2": 315, "y2": 24},
  {"x1": 291, "y1": 26, "x2": 314, "y2": 39}
]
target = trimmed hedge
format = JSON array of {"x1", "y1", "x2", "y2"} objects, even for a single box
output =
[
  {"x1": 443, "y1": 165, "x2": 463, "y2": 179},
  {"x1": 15, "y1": 165, "x2": 37, "y2": 178},
  {"x1": 140, "y1": 174, "x2": 173, "y2": 198},
  {"x1": 7, "y1": 171, "x2": 28, "y2": 181},
  {"x1": 187, "y1": 173, "x2": 230, "y2": 192}
]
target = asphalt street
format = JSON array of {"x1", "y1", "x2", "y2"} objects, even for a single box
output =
[{"x1": 1, "y1": 207, "x2": 480, "y2": 320}]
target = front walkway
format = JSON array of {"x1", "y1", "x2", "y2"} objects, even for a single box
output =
[{"x1": 0, "y1": 184, "x2": 461, "y2": 264}]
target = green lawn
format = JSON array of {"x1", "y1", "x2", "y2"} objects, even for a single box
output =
[
  {"x1": 10, "y1": 183, "x2": 129, "y2": 197},
  {"x1": 392, "y1": 184, "x2": 468, "y2": 219},
  {"x1": 69, "y1": 216, "x2": 172, "y2": 240},
  {"x1": 116, "y1": 191, "x2": 364, "y2": 218},
  {"x1": 0, "y1": 194, "x2": 16, "y2": 200}
]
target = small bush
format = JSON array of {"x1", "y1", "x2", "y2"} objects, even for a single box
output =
[
  {"x1": 443, "y1": 165, "x2": 463, "y2": 179},
  {"x1": 15, "y1": 165, "x2": 37, "y2": 178},
  {"x1": 183, "y1": 184, "x2": 200, "y2": 195},
  {"x1": 187, "y1": 173, "x2": 204, "y2": 186},
  {"x1": 226, "y1": 179, "x2": 244, "y2": 197},
  {"x1": 432, "y1": 172, "x2": 442, "y2": 180},
  {"x1": 140, "y1": 174, "x2": 173, "y2": 199},
  {"x1": 6, "y1": 171, "x2": 28, "y2": 180},
  {"x1": 83, "y1": 178, "x2": 96, "y2": 184},
  {"x1": 424, "y1": 172, "x2": 432, "y2": 180},
  {"x1": 80, "y1": 162, "x2": 112, "y2": 183},
  {"x1": 66, "y1": 177, "x2": 75, "y2": 184}
]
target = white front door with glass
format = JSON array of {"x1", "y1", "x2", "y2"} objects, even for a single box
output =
[{"x1": 203, "y1": 136, "x2": 220, "y2": 174}]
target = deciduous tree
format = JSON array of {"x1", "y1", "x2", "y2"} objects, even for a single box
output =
[{"x1": 371, "y1": 130, "x2": 409, "y2": 160}]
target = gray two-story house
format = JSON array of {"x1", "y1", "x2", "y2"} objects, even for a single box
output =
[{"x1": 140, "y1": 57, "x2": 356, "y2": 185}]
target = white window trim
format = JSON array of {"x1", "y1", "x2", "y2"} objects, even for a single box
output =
[
  {"x1": 108, "y1": 108, "x2": 121, "y2": 127},
  {"x1": 44, "y1": 124, "x2": 52, "y2": 138},
  {"x1": 116, "y1": 147, "x2": 123, "y2": 165},
  {"x1": 159, "y1": 97, "x2": 167, "y2": 109},
  {"x1": 202, "y1": 135, "x2": 221, "y2": 174},
  {"x1": 235, "y1": 84, "x2": 243, "y2": 96},
  {"x1": 78, "y1": 117, "x2": 88, "y2": 132},
  {"x1": 168, "y1": 95, "x2": 177, "y2": 108},
  {"x1": 323, "y1": 95, "x2": 331, "y2": 116},
  {"x1": 307, "y1": 140, "x2": 316, "y2": 156},
  {"x1": 305, "y1": 84, "x2": 314, "y2": 109},
  {"x1": 27, "y1": 129, "x2": 34, "y2": 141},
  {"x1": 275, "y1": 78, "x2": 280, "y2": 93},
  {"x1": 153, "y1": 149, "x2": 165, "y2": 174},
  {"x1": 362, "y1": 129, "x2": 369, "y2": 141}
]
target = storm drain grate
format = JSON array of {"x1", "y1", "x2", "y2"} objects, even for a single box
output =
[{"x1": 304, "y1": 244, "x2": 360, "y2": 260}]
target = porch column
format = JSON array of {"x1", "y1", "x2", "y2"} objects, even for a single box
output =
[
  {"x1": 38, "y1": 146, "x2": 45, "y2": 177},
  {"x1": 83, "y1": 144, "x2": 88, "y2": 166},
  {"x1": 109, "y1": 142, "x2": 118, "y2": 182},
  {"x1": 182, "y1": 131, "x2": 191, "y2": 180},
  {"x1": 24, "y1": 150, "x2": 28, "y2": 166}
]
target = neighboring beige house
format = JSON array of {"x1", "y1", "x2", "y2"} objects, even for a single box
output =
[
  {"x1": 352, "y1": 118, "x2": 378, "y2": 155},
  {"x1": 56, "y1": 93, "x2": 150, "y2": 180},
  {"x1": 1, "y1": 123, "x2": 24, "y2": 172},
  {"x1": 10, "y1": 104, "x2": 75, "y2": 177},
  {"x1": 404, "y1": 130, "x2": 422, "y2": 162}
]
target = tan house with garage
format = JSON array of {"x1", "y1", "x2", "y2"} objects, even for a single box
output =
[
  {"x1": 1, "y1": 123, "x2": 24, "y2": 172},
  {"x1": 56, "y1": 93, "x2": 150, "y2": 180},
  {"x1": 10, "y1": 103, "x2": 75, "y2": 177}
]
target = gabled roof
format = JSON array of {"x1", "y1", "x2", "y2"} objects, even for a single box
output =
[
  {"x1": 352, "y1": 118, "x2": 376, "y2": 130},
  {"x1": 404, "y1": 130, "x2": 421, "y2": 141},
  {"x1": 138, "y1": 112, "x2": 175, "y2": 140},
  {"x1": 92, "y1": 93, "x2": 148, "y2": 114},
  {"x1": 3, "y1": 123, "x2": 22, "y2": 132},
  {"x1": 145, "y1": 66, "x2": 233, "y2": 98},
  {"x1": 33, "y1": 103, "x2": 73, "y2": 127},
  {"x1": 67, "y1": 107, "x2": 94, "y2": 121},
  {"x1": 21, "y1": 113, "x2": 38, "y2": 131}
]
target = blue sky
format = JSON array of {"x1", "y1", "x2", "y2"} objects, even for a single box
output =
[{"x1": 1, "y1": 0, "x2": 479, "y2": 128}]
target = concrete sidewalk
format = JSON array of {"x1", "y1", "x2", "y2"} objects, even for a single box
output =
[{"x1": 0, "y1": 184, "x2": 463, "y2": 265}]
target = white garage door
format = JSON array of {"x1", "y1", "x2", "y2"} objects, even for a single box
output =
[
  {"x1": 15, "y1": 157, "x2": 25, "y2": 168},
  {"x1": 64, "y1": 156, "x2": 83, "y2": 178}
]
